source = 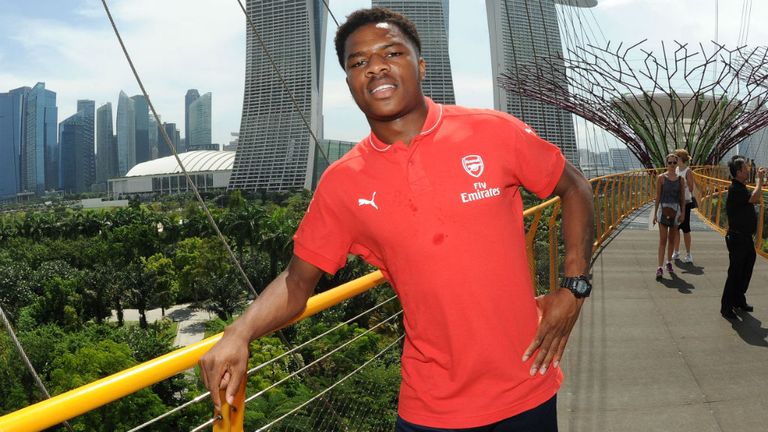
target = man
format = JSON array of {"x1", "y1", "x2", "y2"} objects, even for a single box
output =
[
  {"x1": 200, "y1": 8, "x2": 594, "y2": 431},
  {"x1": 721, "y1": 156, "x2": 765, "y2": 319}
]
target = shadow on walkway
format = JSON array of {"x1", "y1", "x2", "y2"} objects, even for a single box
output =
[{"x1": 731, "y1": 312, "x2": 768, "y2": 347}]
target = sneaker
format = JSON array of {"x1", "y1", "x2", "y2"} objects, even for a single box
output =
[
  {"x1": 656, "y1": 267, "x2": 663, "y2": 279},
  {"x1": 666, "y1": 262, "x2": 674, "y2": 273},
  {"x1": 671, "y1": 251, "x2": 680, "y2": 260},
  {"x1": 682, "y1": 253, "x2": 693, "y2": 264}
]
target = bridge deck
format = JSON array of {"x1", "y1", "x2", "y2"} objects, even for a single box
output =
[{"x1": 559, "y1": 206, "x2": 768, "y2": 431}]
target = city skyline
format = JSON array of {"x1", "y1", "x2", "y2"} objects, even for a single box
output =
[{"x1": 1, "y1": 1, "x2": 764, "y2": 150}]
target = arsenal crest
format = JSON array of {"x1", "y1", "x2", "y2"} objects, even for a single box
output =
[{"x1": 462, "y1": 155, "x2": 484, "y2": 178}]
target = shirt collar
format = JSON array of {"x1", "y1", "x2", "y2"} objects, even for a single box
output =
[{"x1": 367, "y1": 97, "x2": 443, "y2": 153}]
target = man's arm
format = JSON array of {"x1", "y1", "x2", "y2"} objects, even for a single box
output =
[
  {"x1": 199, "y1": 255, "x2": 323, "y2": 411},
  {"x1": 522, "y1": 161, "x2": 594, "y2": 375},
  {"x1": 749, "y1": 167, "x2": 765, "y2": 204}
]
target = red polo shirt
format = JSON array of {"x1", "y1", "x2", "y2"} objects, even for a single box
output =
[{"x1": 294, "y1": 97, "x2": 566, "y2": 428}]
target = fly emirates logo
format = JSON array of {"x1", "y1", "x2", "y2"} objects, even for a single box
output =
[
  {"x1": 459, "y1": 155, "x2": 500, "y2": 203},
  {"x1": 460, "y1": 181, "x2": 501, "y2": 203}
]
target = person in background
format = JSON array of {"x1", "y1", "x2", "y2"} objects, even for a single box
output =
[
  {"x1": 672, "y1": 149, "x2": 696, "y2": 263},
  {"x1": 653, "y1": 153, "x2": 686, "y2": 279},
  {"x1": 721, "y1": 156, "x2": 765, "y2": 319}
]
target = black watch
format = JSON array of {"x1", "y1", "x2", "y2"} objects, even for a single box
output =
[{"x1": 561, "y1": 275, "x2": 592, "y2": 299}]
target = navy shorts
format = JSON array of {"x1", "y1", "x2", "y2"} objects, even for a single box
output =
[{"x1": 395, "y1": 395, "x2": 557, "y2": 432}]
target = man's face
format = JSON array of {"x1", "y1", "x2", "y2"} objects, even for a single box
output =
[
  {"x1": 343, "y1": 22, "x2": 426, "y2": 122},
  {"x1": 737, "y1": 163, "x2": 751, "y2": 182}
]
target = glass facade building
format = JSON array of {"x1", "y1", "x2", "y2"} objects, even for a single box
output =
[
  {"x1": 0, "y1": 87, "x2": 29, "y2": 200},
  {"x1": 184, "y1": 89, "x2": 200, "y2": 153},
  {"x1": 188, "y1": 92, "x2": 212, "y2": 151},
  {"x1": 116, "y1": 91, "x2": 136, "y2": 176},
  {"x1": 22, "y1": 82, "x2": 58, "y2": 194},
  {"x1": 59, "y1": 109, "x2": 95, "y2": 194},
  {"x1": 96, "y1": 102, "x2": 118, "y2": 186},
  {"x1": 229, "y1": 0, "x2": 327, "y2": 192},
  {"x1": 372, "y1": 0, "x2": 456, "y2": 104},
  {"x1": 131, "y1": 95, "x2": 150, "y2": 165},
  {"x1": 486, "y1": 0, "x2": 587, "y2": 167},
  {"x1": 312, "y1": 139, "x2": 356, "y2": 188}
]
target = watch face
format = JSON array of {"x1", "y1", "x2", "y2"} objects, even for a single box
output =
[{"x1": 574, "y1": 279, "x2": 590, "y2": 294}]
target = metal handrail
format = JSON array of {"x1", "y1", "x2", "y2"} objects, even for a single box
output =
[
  {"x1": 0, "y1": 168, "x2": 661, "y2": 432},
  {"x1": 693, "y1": 166, "x2": 767, "y2": 258}
]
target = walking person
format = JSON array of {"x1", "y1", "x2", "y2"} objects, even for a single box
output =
[
  {"x1": 673, "y1": 149, "x2": 696, "y2": 263},
  {"x1": 653, "y1": 153, "x2": 686, "y2": 279},
  {"x1": 721, "y1": 156, "x2": 765, "y2": 319},
  {"x1": 200, "y1": 8, "x2": 595, "y2": 430}
]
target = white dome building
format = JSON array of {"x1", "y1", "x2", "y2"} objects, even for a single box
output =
[{"x1": 108, "y1": 151, "x2": 235, "y2": 197}]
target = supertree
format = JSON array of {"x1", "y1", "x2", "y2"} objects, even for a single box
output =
[{"x1": 498, "y1": 40, "x2": 768, "y2": 167}]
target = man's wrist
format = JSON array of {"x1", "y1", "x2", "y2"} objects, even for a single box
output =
[{"x1": 560, "y1": 275, "x2": 592, "y2": 298}]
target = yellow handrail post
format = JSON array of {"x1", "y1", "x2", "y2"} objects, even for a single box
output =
[
  {"x1": 756, "y1": 187, "x2": 765, "y2": 251},
  {"x1": 593, "y1": 180, "x2": 603, "y2": 245},
  {"x1": 525, "y1": 209, "x2": 543, "y2": 293},
  {"x1": 213, "y1": 378, "x2": 246, "y2": 432},
  {"x1": 715, "y1": 190, "x2": 723, "y2": 228},
  {"x1": 547, "y1": 202, "x2": 561, "y2": 292}
]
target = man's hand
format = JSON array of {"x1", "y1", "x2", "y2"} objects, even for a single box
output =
[
  {"x1": 652, "y1": 215, "x2": 657, "y2": 226},
  {"x1": 522, "y1": 288, "x2": 583, "y2": 375},
  {"x1": 199, "y1": 328, "x2": 251, "y2": 413}
]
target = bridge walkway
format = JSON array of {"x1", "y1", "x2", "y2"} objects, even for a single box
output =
[{"x1": 560, "y1": 206, "x2": 768, "y2": 432}]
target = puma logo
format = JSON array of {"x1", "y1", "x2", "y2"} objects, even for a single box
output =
[{"x1": 358, "y1": 192, "x2": 379, "y2": 210}]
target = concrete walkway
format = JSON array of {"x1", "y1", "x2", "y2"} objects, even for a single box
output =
[
  {"x1": 559, "y1": 206, "x2": 768, "y2": 431},
  {"x1": 110, "y1": 303, "x2": 212, "y2": 347}
]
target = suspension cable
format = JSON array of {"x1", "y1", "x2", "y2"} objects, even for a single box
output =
[
  {"x1": 189, "y1": 310, "x2": 403, "y2": 432},
  {"x1": 0, "y1": 305, "x2": 74, "y2": 432},
  {"x1": 99, "y1": 0, "x2": 258, "y2": 298},
  {"x1": 126, "y1": 294, "x2": 398, "y2": 432},
  {"x1": 255, "y1": 335, "x2": 404, "y2": 432}
]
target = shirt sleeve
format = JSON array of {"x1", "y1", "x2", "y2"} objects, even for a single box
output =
[
  {"x1": 293, "y1": 176, "x2": 352, "y2": 275},
  {"x1": 505, "y1": 118, "x2": 567, "y2": 199}
]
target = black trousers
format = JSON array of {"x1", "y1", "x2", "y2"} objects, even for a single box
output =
[
  {"x1": 395, "y1": 395, "x2": 557, "y2": 432},
  {"x1": 721, "y1": 232, "x2": 756, "y2": 312}
]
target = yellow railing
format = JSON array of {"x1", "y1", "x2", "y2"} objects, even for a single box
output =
[
  {"x1": 0, "y1": 169, "x2": 660, "y2": 432},
  {"x1": 693, "y1": 166, "x2": 768, "y2": 258}
]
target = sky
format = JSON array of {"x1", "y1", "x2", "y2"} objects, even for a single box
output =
[{"x1": 0, "y1": 0, "x2": 765, "y2": 148}]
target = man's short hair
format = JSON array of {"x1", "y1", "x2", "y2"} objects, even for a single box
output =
[
  {"x1": 729, "y1": 155, "x2": 747, "y2": 178},
  {"x1": 334, "y1": 7, "x2": 422, "y2": 69},
  {"x1": 674, "y1": 149, "x2": 690, "y2": 163}
]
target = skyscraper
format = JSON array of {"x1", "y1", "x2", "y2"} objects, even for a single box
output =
[
  {"x1": 372, "y1": 0, "x2": 455, "y2": 104},
  {"x1": 59, "y1": 108, "x2": 95, "y2": 194},
  {"x1": 188, "y1": 92, "x2": 212, "y2": 151},
  {"x1": 22, "y1": 83, "x2": 58, "y2": 193},
  {"x1": 486, "y1": 0, "x2": 592, "y2": 167},
  {"x1": 116, "y1": 91, "x2": 136, "y2": 176},
  {"x1": 96, "y1": 102, "x2": 118, "y2": 186},
  {"x1": 148, "y1": 114, "x2": 159, "y2": 160},
  {"x1": 185, "y1": 89, "x2": 200, "y2": 153},
  {"x1": 0, "y1": 87, "x2": 29, "y2": 200},
  {"x1": 131, "y1": 95, "x2": 150, "y2": 164},
  {"x1": 158, "y1": 123, "x2": 181, "y2": 158},
  {"x1": 229, "y1": 0, "x2": 327, "y2": 192}
]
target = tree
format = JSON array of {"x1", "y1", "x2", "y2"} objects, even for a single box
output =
[{"x1": 141, "y1": 253, "x2": 178, "y2": 317}]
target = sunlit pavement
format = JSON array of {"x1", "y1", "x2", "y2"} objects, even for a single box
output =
[{"x1": 109, "y1": 303, "x2": 212, "y2": 347}]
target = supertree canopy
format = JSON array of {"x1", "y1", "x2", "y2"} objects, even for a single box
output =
[{"x1": 499, "y1": 41, "x2": 768, "y2": 167}]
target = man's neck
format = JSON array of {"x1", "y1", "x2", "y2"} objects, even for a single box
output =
[{"x1": 368, "y1": 99, "x2": 429, "y2": 147}]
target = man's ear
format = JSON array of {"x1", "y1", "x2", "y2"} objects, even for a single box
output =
[{"x1": 418, "y1": 57, "x2": 426, "y2": 81}]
